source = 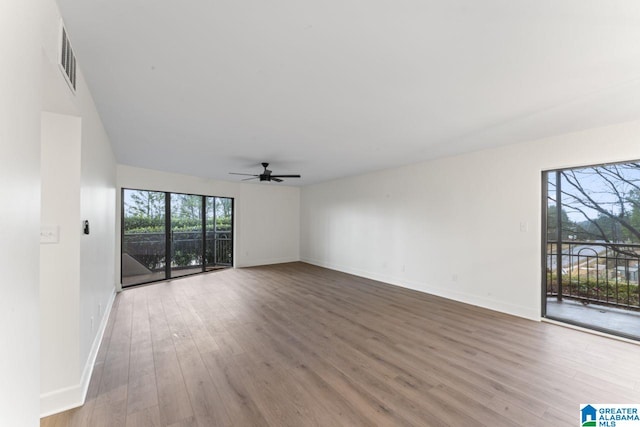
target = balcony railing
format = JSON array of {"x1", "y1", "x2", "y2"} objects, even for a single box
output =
[
  {"x1": 546, "y1": 241, "x2": 640, "y2": 311},
  {"x1": 123, "y1": 230, "x2": 232, "y2": 273}
]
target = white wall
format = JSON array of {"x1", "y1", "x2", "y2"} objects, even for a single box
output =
[
  {"x1": 0, "y1": 0, "x2": 42, "y2": 425},
  {"x1": 236, "y1": 183, "x2": 301, "y2": 266},
  {"x1": 301, "y1": 119, "x2": 640, "y2": 320},
  {"x1": 117, "y1": 165, "x2": 300, "y2": 284},
  {"x1": 77, "y1": 67, "x2": 117, "y2": 392},
  {"x1": 40, "y1": 112, "x2": 82, "y2": 399},
  {"x1": 39, "y1": 0, "x2": 117, "y2": 417}
]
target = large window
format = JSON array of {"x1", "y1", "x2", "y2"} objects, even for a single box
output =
[
  {"x1": 122, "y1": 189, "x2": 233, "y2": 287},
  {"x1": 543, "y1": 161, "x2": 640, "y2": 340}
]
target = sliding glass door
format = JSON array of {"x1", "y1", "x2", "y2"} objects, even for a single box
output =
[
  {"x1": 122, "y1": 189, "x2": 234, "y2": 287},
  {"x1": 122, "y1": 190, "x2": 167, "y2": 286},
  {"x1": 206, "y1": 196, "x2": 233, "y2": 269},
  {"x1": 171, "y1": 193, "x2": 204, "y2": 278},
  {"x1": 542, "y1": 161, "x2": 640, "y2": 340}
]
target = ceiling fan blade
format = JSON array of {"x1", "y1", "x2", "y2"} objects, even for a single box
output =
[{"x1": 231, "y1": 163, "x2": 301, "y2": 182}]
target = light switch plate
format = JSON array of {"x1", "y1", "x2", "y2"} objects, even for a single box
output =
[{"x1": 40, "y1": 225, "x2": 59, "y2": 244}]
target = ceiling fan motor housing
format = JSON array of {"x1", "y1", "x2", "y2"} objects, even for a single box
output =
[{"x1": 260, "y1": 163, "x2": 272, "y2": 181}]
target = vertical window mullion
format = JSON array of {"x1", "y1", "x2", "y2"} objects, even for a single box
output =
[
  {"x1": 231, "y1": 198, "x2": 235, "y2": 267},
  {"x1": 201, "y1": 195, "x2": 206, "y2": 273},
  {"x1": 165, "y1": 192, "x2": 171, "y2": 280}
]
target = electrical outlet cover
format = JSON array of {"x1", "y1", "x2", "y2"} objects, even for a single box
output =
[{"x1": 40, "y1": 225, "x2": 59, "y2": 244}]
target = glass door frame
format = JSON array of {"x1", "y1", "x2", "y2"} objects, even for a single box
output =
[
  {"x1": 121, "y1": 188, "x2": 234, "y2": 288},
  {"x1": 169, "y1": 193, "x2": 205, "y2": 279},
  {"x1": 541, "y1": 162, "x2": 640, "y2": 341}
]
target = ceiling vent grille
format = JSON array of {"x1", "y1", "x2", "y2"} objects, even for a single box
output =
[{"x1": 59, "y1": 24, "x2": 77, "y2": 93}]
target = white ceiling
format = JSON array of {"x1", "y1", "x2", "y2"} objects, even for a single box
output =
[{"x1": 56, "y1": 0, "x2": 640, "y2": 185}]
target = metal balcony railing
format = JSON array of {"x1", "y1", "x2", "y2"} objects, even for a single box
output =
[
  {"x1": 546, "y1": 241, "x2": 640, "y2": 310},
  {"x1": 123, "y1": 230, "x2": 233, "y2": 272}
]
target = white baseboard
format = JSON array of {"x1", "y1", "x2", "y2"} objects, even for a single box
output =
[
  {"x1": 300, "y1": 257, "x2": 540, "y2": 321},
  {"x1": 236, "y1": 256, "x2": 300, "y2": 268},
  {"x1": 40, "y1": 289, "x2": 116, "y2": 418},
  {"x1": 39, "y1": 383, "x2": 84, "y2": 419}
]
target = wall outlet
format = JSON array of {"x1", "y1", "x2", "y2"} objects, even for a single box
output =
[
  {"x1": 40, "y1": 225, "x2": 60, "y2": 244},
  {"x1": 452, "y1": 274, "x2": 458, "y2": 282}
]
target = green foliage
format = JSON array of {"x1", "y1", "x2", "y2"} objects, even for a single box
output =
[
  {"x1": 123, "y1": 216, "x2": 164, "y2": 231},
  {"x1": 547, "y1": 205, "x2": 575, "y2": 241},
  {"x1": 625, "y1": 188, "x2": 640, "y2": 241},
  {"x1": 546, "y1": 272, "x2": 639, "y2": 308},
  {"x1": 173, "y1": 249, "x2": 200, "y2": 267},
  {"x1": 124, "y1": 216, "x2": 231, "y2": 234},
  {"x1": 171, "y1": 194, "x2": 202, "y2": 219},
  {"x1": 125, "y1": 190, "x2": 165, "y2": 218}
]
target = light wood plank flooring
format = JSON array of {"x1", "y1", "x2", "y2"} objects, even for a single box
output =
[{"x1": 42, "y1": 262, "x2": 640, "y2": 426}]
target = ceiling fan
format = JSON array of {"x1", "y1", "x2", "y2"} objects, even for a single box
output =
[{"x1": 229, "y1": 162, "x2": 301, "y2": 183}]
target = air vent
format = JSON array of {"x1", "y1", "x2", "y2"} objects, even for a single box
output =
[{"x1": 59, "y1": 24, "x2": 77, "y2": 93}]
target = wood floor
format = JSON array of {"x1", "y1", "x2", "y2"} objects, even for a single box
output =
[{"x1": 41, "y1": 262, "x2": 640, "y2": 427}]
